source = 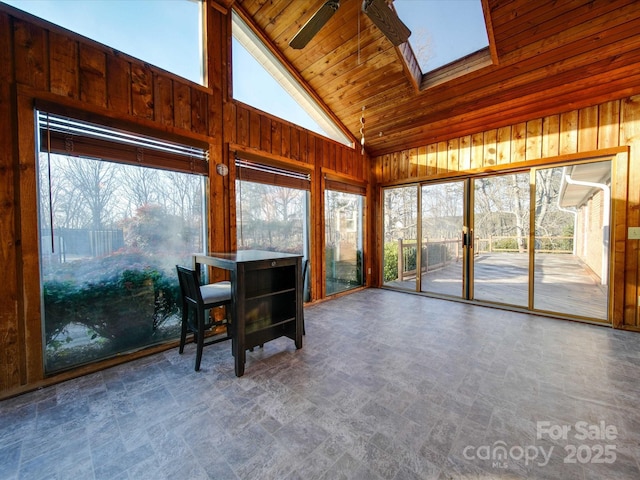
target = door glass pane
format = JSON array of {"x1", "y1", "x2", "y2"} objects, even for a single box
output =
[
  {"x1": 39, "y1": 154, "x2": 205, "y2": 373},
  {"x1": 534, "y1": 162, "x2": 610, "y2": 320},
  {"x1": 325, "y1": 190, "x2": 364, "y2": 295},
  {"x1": 420, "y1": 181, "x2": 464, "y2": 297},
  {"x1": 382, "y1": 186, "x2": 418, "y2": 289},
  {"x1": 473, "y1": 173, "x2": 530, "y2": 306}
]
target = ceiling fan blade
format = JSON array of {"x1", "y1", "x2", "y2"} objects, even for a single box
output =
[
  {"x1": 289, "y1": 1, "x2": 340, "y2": 49},
  {"x1": 362, "y1": 0, "x2": 411, "y2": 46}
]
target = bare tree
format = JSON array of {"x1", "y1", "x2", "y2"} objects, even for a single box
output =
[
  {"x1": 535, "y1": 168, "x2": 561, "y2": 235},
  {"x1": 121, "y1": 165, "x2": 159, "y2": 209},
  {"x1": 510, "y1": 175, "x2": 529, "y2": 252},
  {"x1": 236, "y1": 180, "x2": 306, "y2": 252},
  {"x1": 473, "y1": 175, "x2": 530, "y2": 250},
  {"x1": 410, "y1": 27, "x2": 433, "y2": 71},
  {"x1": 59, "y1": 156, "x2": 119, "y2": 230},
  {"x1": 162, "y1": 170, "x2": 200, "y2": 219},
  {"x1": 38, "y1": 153, "x2": 63, "y2": 231},
  {"x1": 422, "y1": 182, "x2": 463, "y2": 239},
  {"x1": 384, "y1": 186, "x2": 417, "y2": 241}
]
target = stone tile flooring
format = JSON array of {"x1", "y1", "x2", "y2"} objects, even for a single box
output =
[{"x1": 2, "y1": 288, "x2": 640, "y2": 479}]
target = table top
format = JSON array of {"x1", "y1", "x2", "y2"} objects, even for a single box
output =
[{"x1": 194, "y1": 249, "x2": 302, "y2": 264}]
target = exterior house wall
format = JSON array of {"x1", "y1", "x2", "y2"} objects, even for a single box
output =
[{"x1": 575, "y1": 189, "x2": 605, "y2": 284}]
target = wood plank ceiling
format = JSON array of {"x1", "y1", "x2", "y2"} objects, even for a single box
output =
[{"x1": 231, "y1": 0, "x2": 640, "y2": 157}]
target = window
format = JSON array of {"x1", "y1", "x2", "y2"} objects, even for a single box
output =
[
  {"x1": 3, "y1": 0, "x2": 204, "y2": 84},
  {"x1": 325, "y1": 185, "x2": 365, "y2": 295},
  {"x1": 38, "y1": 112, "x2": 207, "y2": 372},
  {"x1": 235, "y1": 160, "x2": 311, "y2": 298},
  {"x1": 231, "y1": 11, "x2": 351, "y2": 145}
]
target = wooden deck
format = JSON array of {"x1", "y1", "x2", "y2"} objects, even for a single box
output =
[{"x1": 385, "y1": 252, "x2": 609, "y2": 321}]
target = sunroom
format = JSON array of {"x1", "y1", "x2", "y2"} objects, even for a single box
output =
[{"x1": 2, "y1": 1, "x2": 640, "y2": 478}]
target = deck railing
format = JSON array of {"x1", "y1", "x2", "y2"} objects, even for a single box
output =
[
  {"x1": 474, "y1": 235, "x2": 573, "y2": 254},
  {"x1": 397, "y1": 238, "x2": 460, "y2": 281},
  {"x1": 394, "y1": 235, "x2": 574, "y2": 281}
]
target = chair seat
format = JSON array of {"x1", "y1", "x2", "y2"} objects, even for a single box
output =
[
  {"x1": 176, "y1": 265, "x2": 233, "y2": 371},
  {"x1": 201, "y1": 281, "x2": 231, "y2": 305}
]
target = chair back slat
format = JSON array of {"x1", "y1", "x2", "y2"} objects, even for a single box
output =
[{"x1": 176, "y1": 265, "x2": 203, "y2": 306}]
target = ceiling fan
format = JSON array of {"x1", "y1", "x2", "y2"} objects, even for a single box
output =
[{"x1": 289, "y1": 0, "x2": 411, "y2": 50}]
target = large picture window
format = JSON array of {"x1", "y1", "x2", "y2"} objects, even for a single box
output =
[
  {"x1": 37, "y1": 112, "x2": 207, "y2": 373},
  {"x1": 231, "y1": 11, "x2": 351, "y2": 145}
]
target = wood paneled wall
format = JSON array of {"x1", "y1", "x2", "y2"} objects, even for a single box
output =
[
  {"x1": 372, "y1": 97, "x2": 640, "y2": 330},
  {"x1": 226, "y1": 101, "x2": 368, "y2": 306},
  {"x1": 0, "y1": 5, "x2": 364, "y2": 397},
  {"x1": 228, "y1": 101, "x2": 365, "y2": 179},
  {"x1": 0, "y1": 11, "x2": 19, "y2": 393}
]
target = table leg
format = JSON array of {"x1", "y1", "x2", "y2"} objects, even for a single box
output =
[{"x1": 234, "y1": 347, "x2": 245, "y2": 376}]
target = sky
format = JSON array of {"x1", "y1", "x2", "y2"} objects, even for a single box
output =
[
  {"x1": 2, "y1": 0, "x2": 488, "y2": 138},
  {"x1": 394, "y1": 0, "x2": 488, "y2": 72}
]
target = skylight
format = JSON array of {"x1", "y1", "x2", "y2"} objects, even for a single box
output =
[{"x1": 394, "y1": 0, "x2": 489, "y2": 73}]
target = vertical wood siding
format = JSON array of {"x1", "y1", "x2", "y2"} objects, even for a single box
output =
[
  {"x1": 230, "y1": 102, "x2": 365, "y2": 181},
  {"x1": 0, "y1": 11, "x2": 19, "y2": 389}
]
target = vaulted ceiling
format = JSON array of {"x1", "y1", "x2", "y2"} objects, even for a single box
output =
[{"x1": 230, "y1": 0, "x2": 640, "y2": 157}]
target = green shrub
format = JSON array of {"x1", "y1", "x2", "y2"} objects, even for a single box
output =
[
  {"x1": 493, "y1": 238, "x2": 518, "y2": 250},
  {"x1": 43, "y1": 254, "x2": 181, "y2": 350},
  {"x1": 383, "y1": 243, "x2": 398, "y2": 282}
]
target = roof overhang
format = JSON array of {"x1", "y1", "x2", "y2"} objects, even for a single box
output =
[{"x1": 558, "y1": 161, "x2": 611, "y2": 209}]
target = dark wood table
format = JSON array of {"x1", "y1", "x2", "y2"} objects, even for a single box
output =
[{"x1": 193, "y1": 250, "x2": 303, "y2": 376}]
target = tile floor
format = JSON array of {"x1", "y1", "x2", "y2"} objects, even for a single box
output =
[{"x1": 2, "y1": 288, "x2": 640, "y2": 479}]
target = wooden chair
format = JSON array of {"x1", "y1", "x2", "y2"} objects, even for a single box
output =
[{"x1": 176, "y1": 265, "x2": 233, "y2": 371}]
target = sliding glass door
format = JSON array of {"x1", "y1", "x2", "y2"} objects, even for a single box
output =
[
  {"x1": 472, "y1": 173, "x2": 530, "y2": 307},
  {"x1": 420, "y1": 181, "x2": 466, "y2": 298},
  {"x1": 382, "y1": 186, "x2": 418, "y2": 288},
  {"x1": 381, "y1": 158, "x2": 612, "y2": 323},
  {"x1": 533, "y1": 162, "x2": 610, "y2": 320}
]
